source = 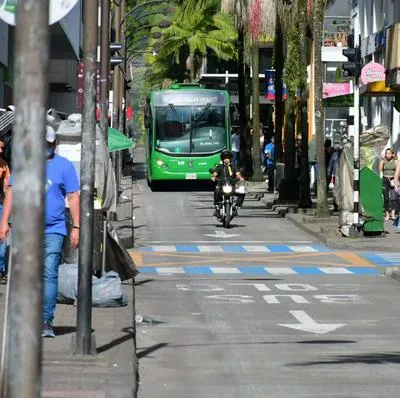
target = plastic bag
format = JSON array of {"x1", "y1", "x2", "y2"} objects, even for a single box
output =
[
  {"x1": 92, "y1": 271, "x2": 128, "y2": 307},
  {"x1": 57, "y1": 264, "x2": 127, "y2": 307},
  {"x1": 57, "y1": 263, "x2": 80, "y2": 304}
]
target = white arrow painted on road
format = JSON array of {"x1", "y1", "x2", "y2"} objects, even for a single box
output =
[
  {"x1": 204, "y1": 231, "x2": 240, "y2": 238},
  {"x1": 279, "y1": 311, "x2": 346, "y2": 335}
]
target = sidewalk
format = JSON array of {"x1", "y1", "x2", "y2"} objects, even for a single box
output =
[
  {"x1": 257, "y1": 190, "x2": 400, "y2": 253},
  {"x1": 1, "y1": 171, "x2": 136, "y2": 397}
]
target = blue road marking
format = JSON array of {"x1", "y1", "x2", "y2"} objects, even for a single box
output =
[
  {"x1": 138, "y1": 244, "x2": 329, "y2": 253},
  {"x1": 175, "y1": 245, "x2": 200, "y2": 252},
  {"x1": 292, "y1": 267, "x2": 324, "y2": 275},
  {"x1": 222, "y1": 246, "x2": 247, "y2": 253},
  {"x1": 237, "y1": 267, "x2": 268, "y2": 275},
  {"x1": 137, "y1": 266, "x2": 379, "y2": 276},
  {"x1": 362, "y1": 253, "x2": 400, "y2": 266},
  {"x1": 346, "y1": 267, "x2": 380, "y2": 275}
]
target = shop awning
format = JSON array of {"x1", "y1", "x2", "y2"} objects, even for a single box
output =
[{"x1": 108, "y1": 127, "x2": 135, "y2": 152}]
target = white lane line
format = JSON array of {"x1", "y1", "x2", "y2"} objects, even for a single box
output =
[
  {"x1": 210, "y1": 267, "x2": 241, "y2": 274},
  {"x1": 243, "y1": 245, "x2": 271, "y2": 252},
  {"x1": 288, "y1": 245, "x2": 317, "y2": 252},
  {"x1": 319, "y1": 268, "x2": 353, "y2": 274},
  {"x1": 156, "y1": 267, "x2": 185, "y2": 274},
  {"x1": 265, "y1": 267, "x2": 297, "y2": 275},
  {"x1": 152, "y1": 246, "x2": 177, "y2": 252},
  {"x1": 197, "y1": 246, "x2": 224, "y2": 252}
]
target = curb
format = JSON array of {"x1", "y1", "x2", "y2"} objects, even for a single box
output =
[{"x1": 285, "y1": 213, "x2": 400, "y2": 252}]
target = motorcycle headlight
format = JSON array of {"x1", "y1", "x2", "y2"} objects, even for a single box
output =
[{"x1": 222, "y1": 184, "x2": 233, "y2": 194}]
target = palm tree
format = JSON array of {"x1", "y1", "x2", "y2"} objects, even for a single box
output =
[
  {"x1": 311, "y1": 0, "x2": 335, "y2": 215},
  {"x1": 222, "y1": 0, "x2": 252, "y2": 176},
  {"x1": 297, "y1": 0, "x2": 312, "y2": 208},
  {"x1": 157, "y1": 0, "x2": 238, "y2": 82},
  {"x1": 248, "y1": 0, "x2": 275, "y2": 181}
]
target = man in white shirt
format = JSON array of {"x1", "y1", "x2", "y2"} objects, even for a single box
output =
[{"x1": 231, "y1": 128, "x2": 240, "y2": 168}]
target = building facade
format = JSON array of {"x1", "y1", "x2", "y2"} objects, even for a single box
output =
[{"x1": 356, "y1": 0, "x2": 400, "y2": 150}]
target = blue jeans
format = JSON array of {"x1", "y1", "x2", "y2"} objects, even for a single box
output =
[
  {"x1": 0, "y1": 204, "x2": 6, "y2": 273},
  {"x1": 44, "y1": 233, "x2": 65, "y2": 322},
  {"x1": 232, "y1": 151, "x2": 239, "y2": 168}
]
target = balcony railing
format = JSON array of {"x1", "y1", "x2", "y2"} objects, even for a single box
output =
[{"x1": 323, "y1": 16, "x2": 352, "y2": 48}]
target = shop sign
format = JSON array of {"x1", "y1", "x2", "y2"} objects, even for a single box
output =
[
  {"x1": 323, "y1": 83, "x2": 352, "y2": 99},
  {"x1": 360, "y1": 62, "x2": 386, "y2": 85},
  {"x1": 0, "y1": 0, "x2": 79, "y2": 26}
]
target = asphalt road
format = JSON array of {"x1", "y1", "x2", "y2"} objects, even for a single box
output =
[{"x1": 131, "y1": 147, "x2": 400, "y2": 398}]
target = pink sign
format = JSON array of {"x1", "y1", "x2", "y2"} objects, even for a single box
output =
[
  {"x1": 323, "y1": 83, "x2": 352, "y2": 99},
  {"x1": 360, "y1": 62, "x2": 386, "y2": 85}
]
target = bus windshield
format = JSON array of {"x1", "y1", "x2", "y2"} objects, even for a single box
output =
[{"x1": 154, "y1": 104, "x2": 227, "y2": 155}]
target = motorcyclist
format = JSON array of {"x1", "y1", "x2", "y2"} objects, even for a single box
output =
[{"x1": 211, "y1": 150, "x2": 245, "y2": 215}]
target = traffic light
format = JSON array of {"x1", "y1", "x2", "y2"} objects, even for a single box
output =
[
  {"x1": 110, "y1": 42, "x2": 123, "y2": 68},
  {"x1": 342, "y1": 34, "x2": 362, "y2": 78}
]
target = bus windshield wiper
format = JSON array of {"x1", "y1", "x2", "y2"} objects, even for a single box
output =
[
  {"x1": 194, "y1": 103, "x2": 212, "y2": 121},
  {"x1": 168, "y1": 103, "x2": 185, "y2": 133}
]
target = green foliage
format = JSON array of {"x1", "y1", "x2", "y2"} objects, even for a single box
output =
[
  {"x1": 153, "y1": 0, "x2": 237, "y2": 82},
  {"x1": 283, "y1": 19, "x2": 302, "y2": 95}
]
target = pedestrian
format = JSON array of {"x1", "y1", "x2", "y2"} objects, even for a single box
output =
[
  {"x1": 327, "y1": 145, "x2": 340, "y2": 212},
  {"x1": 264, "y1": 136, "x2": 275, "y2": 192},
  {"x1": 231, "y1": 127, "x2": 240, "y2": 168},
  {"x1": 379, "y1": 148, "x2": 397, "y2": 220},
  {"x1": 0, "y1": 126, "x2": 80, "y2": 338},
  {"x1": 0, "y1": 138, "x2": 10, "y2": 282}
]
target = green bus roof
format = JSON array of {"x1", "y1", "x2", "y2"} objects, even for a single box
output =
[{"x1": 168, "y1": 83, "x2": 205, "y2": 90}]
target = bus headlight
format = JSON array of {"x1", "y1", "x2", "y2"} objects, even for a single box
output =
[
  {"x1": 156, "y1": 160, "x2": 164, "y2": 166},
  {"x1": 222, "y1": 184, "x2": 233, "y2": 194}
]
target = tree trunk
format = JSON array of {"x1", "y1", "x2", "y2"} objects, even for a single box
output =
[
  {"x1": 298, "y1": 0, "x2": 312, "y2": 208},
  {"x1": 251, "y1": 45, "x2": 263, "y2": 181},
  {"x1": 313, "y1": 0, "x2": 329, "y2": 215},
  {"x1": 237, "y1": 28, "x2": 250, "y2": 175},
  {"x1": 273, "y1": 6, "x2": 284, "y2": 165},
  {"x1": 279, "y1": 94, "x2": 297, "y2": 200}
]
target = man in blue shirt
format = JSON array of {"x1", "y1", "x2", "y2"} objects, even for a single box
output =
[
  {"x1": 0, "y1": 126, "x2": 80, "y2": 338},
  {"x1": 264, "y1": 136, "x2": 275, "y2": 192}
]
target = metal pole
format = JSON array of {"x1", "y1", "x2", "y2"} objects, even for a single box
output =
[
  {"x1": 352, "y1": 31, "x2": 360, "y2": 230},
  {"x1": 112, "y1": 4, "x2": 122, "y2": 193},
  {"x1": 353, "y1": 79, "x2": 360, "y2": 226},
  {"x1": 4, "y1": 1, "x2": 50, "y2": 396},
  {"x1": 75, "y1": 0, "x2": 98, "y2": 355},
  {"x1": 100, "y1": 0, "x2": 110, "y2": 143},
  {"x1": 118, "y1": 0, "x2": 126, "y2": 133}
]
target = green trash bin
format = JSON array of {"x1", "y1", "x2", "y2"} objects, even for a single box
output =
[{"x1": 360, "y1": 167, "x2": 384, "y2": 233}]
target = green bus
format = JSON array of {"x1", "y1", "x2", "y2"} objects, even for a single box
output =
[{"x1": 145, "y1": 83, "x2": 231, "y2": 187}]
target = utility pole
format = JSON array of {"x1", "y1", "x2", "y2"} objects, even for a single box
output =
[
  {"x1": 342, "y1": 31, "x2": 362, "y2": 237},
  {"x1": 75, "y1": 0, "x2": 98, "y2": 355},
  {"x1": 3, "y1": 1, "x2": 49, "y2": 397},
  {"x1": 100, "y1": 0, "x2": 110, "y2": 142}
]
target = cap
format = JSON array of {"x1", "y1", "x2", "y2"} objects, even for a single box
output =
[{"x1": 46, "y1": 126, "x2": 56, "y2": 143}]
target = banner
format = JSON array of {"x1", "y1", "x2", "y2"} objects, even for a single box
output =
[
  {"x1": 265, "y1": 70, "x2": 287, "y2": 101},
  {"x1": 323, "y1": 82, "x2": 352, "y2": 99}
]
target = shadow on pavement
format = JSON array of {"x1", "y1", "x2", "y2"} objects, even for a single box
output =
[
  {"x1": 97, "y1": 326, "x2": 134, "y2": 354},
  {"x1": 135, "y1": 278, "x2": 154, "y2": 287},
  {"x1": 137, "y1": 343, "x2": 169, "y2": 359},
  {"x1": 54, "y1": 326, "x2": 77, "y2": 336},
  {"x1": 286, "y1": 352, "x2": 400, "y2": 366}
]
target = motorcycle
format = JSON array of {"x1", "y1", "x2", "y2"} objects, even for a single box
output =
[{"x1": 210, "y1": 170, "x2": 246, "y2": 228}]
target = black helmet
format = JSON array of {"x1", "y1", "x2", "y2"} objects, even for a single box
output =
[{"x1": 220, "y1": 150, "x2": 233, "y2": 160}]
